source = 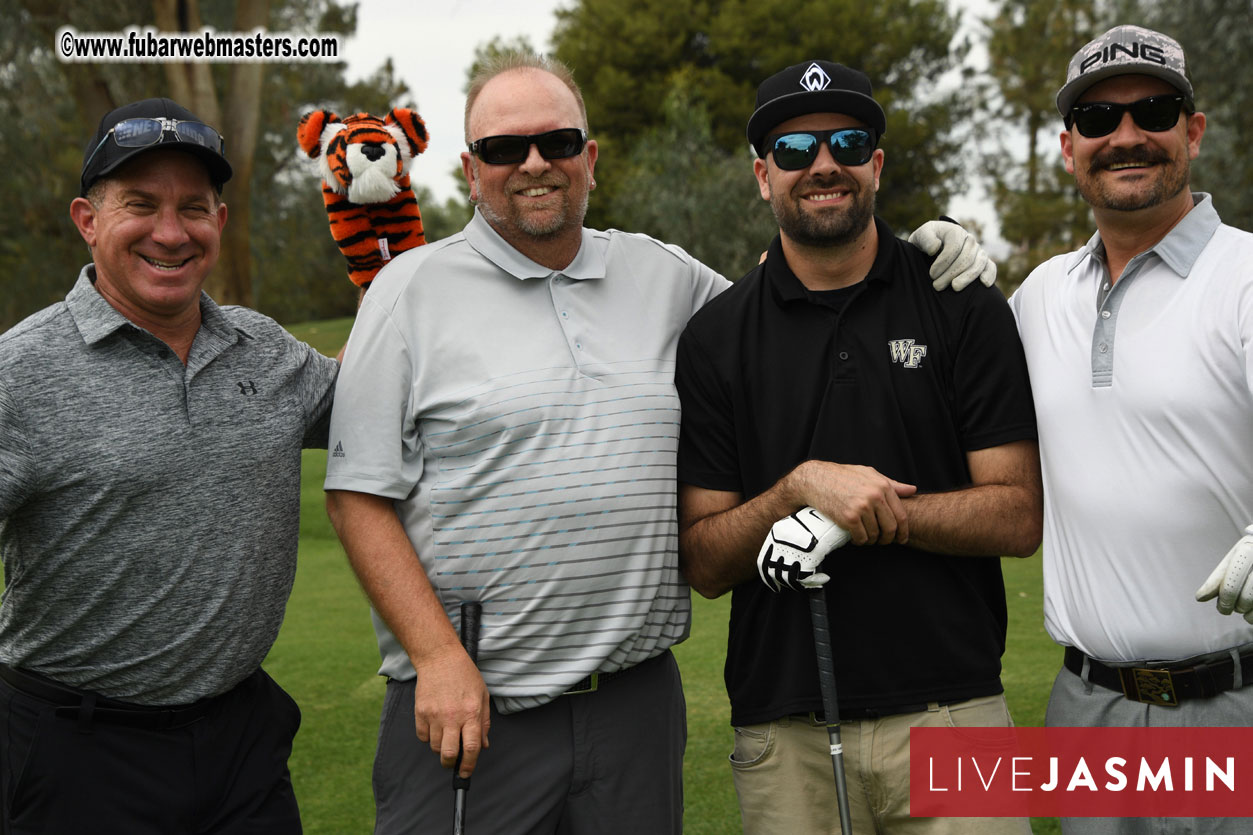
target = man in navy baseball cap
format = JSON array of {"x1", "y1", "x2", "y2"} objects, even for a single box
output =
[
  {"x1": 80, "y1": 97, "x2": 232, "y2": 197},
  {"x1": 0, "y1": 96, "x2": 336, "y2": 833}
]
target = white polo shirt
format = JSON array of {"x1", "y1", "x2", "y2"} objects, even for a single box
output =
[
  {"x1": 1011, "y1": 194, "x2": 1253, "y2": 662},
  {"x1": 325, "y1": 210, "x2": 728, "y2": 712}
]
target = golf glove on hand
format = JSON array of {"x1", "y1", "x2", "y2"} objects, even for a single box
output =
[
  {"x1": 1196, "y1": 525, "x2": 1253, "y2": 623},
  {"x1": 909, "y1": 220, "x2": 997, "y2": 291},
  {"x1": 757, "y1": 507, "x2": 851, "y2": 592}
]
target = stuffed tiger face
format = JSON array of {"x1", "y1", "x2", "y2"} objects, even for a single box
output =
[
  {"x1": 297, "y1": 108, "x2": 430, "y2": 287},
  {"x1": 298, "y1": 108, "x2": 428, "y2": 204}
]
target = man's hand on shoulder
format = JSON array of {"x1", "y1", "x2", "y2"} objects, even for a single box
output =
[{"x1": 909, "y1": 219, "x2": 997, "y2": 292}]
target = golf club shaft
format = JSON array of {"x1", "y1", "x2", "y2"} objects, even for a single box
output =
[
  {"x1": 809, "y1": 589, "x2": 852, "y2": 835},
  {"x1": 452, "y1": 601, "x2": 483, "y2": 835}
]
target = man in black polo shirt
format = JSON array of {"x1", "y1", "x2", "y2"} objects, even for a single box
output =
[{"x1": 675, "y1": 60, "x2": 1042, "y2": 834}]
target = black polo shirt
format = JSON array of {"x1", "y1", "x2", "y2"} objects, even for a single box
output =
[{"x1": 676, "y1": 218, "x2": 1037, "y2": 726}]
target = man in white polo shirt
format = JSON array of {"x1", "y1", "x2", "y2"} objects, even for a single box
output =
[
  {"x1": 324, "y1": 51, "x2": 993, "y2": 835},
  {"x1": 1010, "y1": 25, "x2": 1253, "y2": 832}
]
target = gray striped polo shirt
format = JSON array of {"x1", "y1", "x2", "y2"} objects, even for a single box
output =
[{"x1": 326, "y1": 210, "x2": 728, "y2": 713}]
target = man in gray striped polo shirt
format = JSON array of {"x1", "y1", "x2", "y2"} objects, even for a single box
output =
[{"x1": 325, "y1": 52, "x2": 993, "y2": 835}]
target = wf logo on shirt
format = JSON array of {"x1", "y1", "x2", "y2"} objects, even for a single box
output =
[{"x1": 888, "y1": 339, "x2": 928, "y2": 369}]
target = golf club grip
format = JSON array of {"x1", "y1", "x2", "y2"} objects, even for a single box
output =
[
  {"x1": 452, "y1": 602, "x2": 483, "y2": 795},
  {"x1": 809, "y1": 589, "x2": 853, "y2": 835},
  {"x1": 460, "y1": 601, "x2": 482, "y2": 663},
  {"x1": 807, "y1": 590, "x2": 841, "y2": 725}
]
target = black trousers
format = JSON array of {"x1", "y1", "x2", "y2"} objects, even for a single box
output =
[{"x1": 0, "y1": 667, "x2": 302, "y2": 835}]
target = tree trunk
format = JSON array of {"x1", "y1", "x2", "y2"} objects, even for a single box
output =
[{"x1": 216, "y1": 0, "x2": 269, "y2": 308}]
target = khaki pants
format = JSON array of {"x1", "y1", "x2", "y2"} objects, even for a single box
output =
[{"x1": 731, "y1": 694, "x2": 1031, "y2": 835}]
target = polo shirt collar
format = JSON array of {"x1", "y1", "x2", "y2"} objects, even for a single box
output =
[
  {"x1": 66, "y1": 263, "x2": 253, "y2": 347},
  {"x1": 1070, "y1": 192, "x2": 1220, "y2": 278},
  {"x1": 462, "y1": 208, "x2": 606, "y2": 281},
  {"x1": 766, "y1": 216, "x2": 896, "y2": 304}
]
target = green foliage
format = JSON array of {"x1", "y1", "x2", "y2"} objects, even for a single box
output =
[
  {"x1": 0, "y1": 1, "x2": 156, "y2": 330},
  {"x1": 412, "y1": 185, "x2": 474, "y2": 244},
  {"x1": 1136, "y1": 0, "x2": 1253, "y2": 232},
  {"x1": 0, "y1": 0, "x2": 415, "y2": 331},
  {"x1": 979, "y1": 0, "x2": 1112, "y2": 291},
  {"x1": 607, "y1": 82, "x2": 775, "y2": 281},
  {"x1": 552, "y1": 0, "x2": 970, "y2": 238}
]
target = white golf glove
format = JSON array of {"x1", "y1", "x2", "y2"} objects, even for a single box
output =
[
  {"x1": 1195, "y1": 525, "x2": 1253, "y2": 623},
  {"x1": 757, "y1": 507, "x2": 851, "y2": 592},
  {"x1": 908, "y1": 220, "x2": 997, "y2": 292}
]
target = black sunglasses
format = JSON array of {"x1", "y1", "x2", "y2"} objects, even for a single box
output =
[
  {"x1": 467, "y1": 128, "x2": 588, "y2": 165},
  {"x1": 764, "y1": 128, "x2": 878, "y2": 170},
  {"x1": 1067, "y1": 95, "x2": 1187, "y2": 138}
]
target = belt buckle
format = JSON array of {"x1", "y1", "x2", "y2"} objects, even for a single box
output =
[
  {"x1": 564, "y1": 672, "x2": 599, "y2": 696},
  {"x1": 1119, "y1": 666, "x2": 1178, "y2": 707}
]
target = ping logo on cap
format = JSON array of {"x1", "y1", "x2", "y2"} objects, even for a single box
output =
[
  {"x1": 800, "y1": 62, "x2": 831, "y2": 92},
  {"x1": 1079, "y1": 40, "x2": 1168, "y2": 74}
]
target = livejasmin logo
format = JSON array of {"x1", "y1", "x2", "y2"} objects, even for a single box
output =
[
  {"x1": 910, "y1": 727, "x2": 1252, "y2": 818},
  {"x1": 928, "y1": 752, "x2": 1234, "y2": 793}
]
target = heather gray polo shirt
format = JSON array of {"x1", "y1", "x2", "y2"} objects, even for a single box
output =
[
  {"x1": 326, "y1": 210, "x2": 728, "y2": 713},
  {"x1": 0, "y1": 267, "x2": 338, "y2": 705}
]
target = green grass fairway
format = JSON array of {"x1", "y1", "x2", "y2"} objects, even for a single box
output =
[{"x1": 269, "y1": 319, "x2": 1062, "y2": 833}]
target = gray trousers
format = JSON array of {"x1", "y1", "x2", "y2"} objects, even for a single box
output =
[
  {"x1": 372, "y1": 650, "x2": 685, "y2": 835},
  {"x1": 1046, "y1": 656, "x2": 1253, "y2": 835}
]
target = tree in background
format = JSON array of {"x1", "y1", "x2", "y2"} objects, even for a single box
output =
[
  {"x1": 608, "y1": 80, "x2": 774, "y2": 281},
  {"x1": 0, "y1": 0, "x2": 424, "y2": 330},
  {"x1": 981, "y1": 0, "x2": 1253, "y2": 289},
  {"x1": 552, "y1": 0, "x2": 970, "y2": 252},
  {"x1": 980, "y1": 0, "x2": 1109, "y2": 291},
  {"x1": 1135, "y1": 0, "x2": 1253, "y2": 232}
]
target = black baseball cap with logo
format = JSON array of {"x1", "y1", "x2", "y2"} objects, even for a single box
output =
[
  {"x1": 80, "y1": 97, "x2": 233, "y2": 197},
  {"x1": 746, "y1": 59, "x2": 887, "y2": 157}
]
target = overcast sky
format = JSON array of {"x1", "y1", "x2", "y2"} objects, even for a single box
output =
[{"x1": 340, "y1": 0, "x2": 1003, "y2": 241}]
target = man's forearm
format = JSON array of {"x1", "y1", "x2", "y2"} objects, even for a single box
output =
[
  {"x1": 679, "y1": 481, "x2": 801, "y2": 599},
  {"x1": 325, "y1": 489, "x2": 461, "y2": 661},
  {"x1": 901, "y1": 440, "x2": 1042, "y2": 558},
  {"x1": 679, "y1": 459, "x2": 915, "y2": 597},
  {"x1": 902, "y1": 483, "x2": 1041, "y2": 557}
]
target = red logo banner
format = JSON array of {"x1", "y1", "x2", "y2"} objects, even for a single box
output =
[{"x1": 910, "y1": 728, "x2": 1251, "y2": 818}]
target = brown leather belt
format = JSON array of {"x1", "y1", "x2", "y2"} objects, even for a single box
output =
[{"x1": 1064, "y1": 646, "x2": 1253, "y2": 707}]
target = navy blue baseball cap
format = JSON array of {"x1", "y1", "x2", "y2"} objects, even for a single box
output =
[{"x1": 80, "y1": 98, "x2": 232, "y2": 196}]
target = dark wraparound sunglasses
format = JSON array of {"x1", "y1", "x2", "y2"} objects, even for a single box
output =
[
  {"x1": 467, "y1": 128, "x2": 588, "y2": 165},
  {"x1": 763, "y1": 128, "x2": 878, "y2": 170},
  {"x1": 1067, "y1": 95, "x2": 1187, "y2": 138}
]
